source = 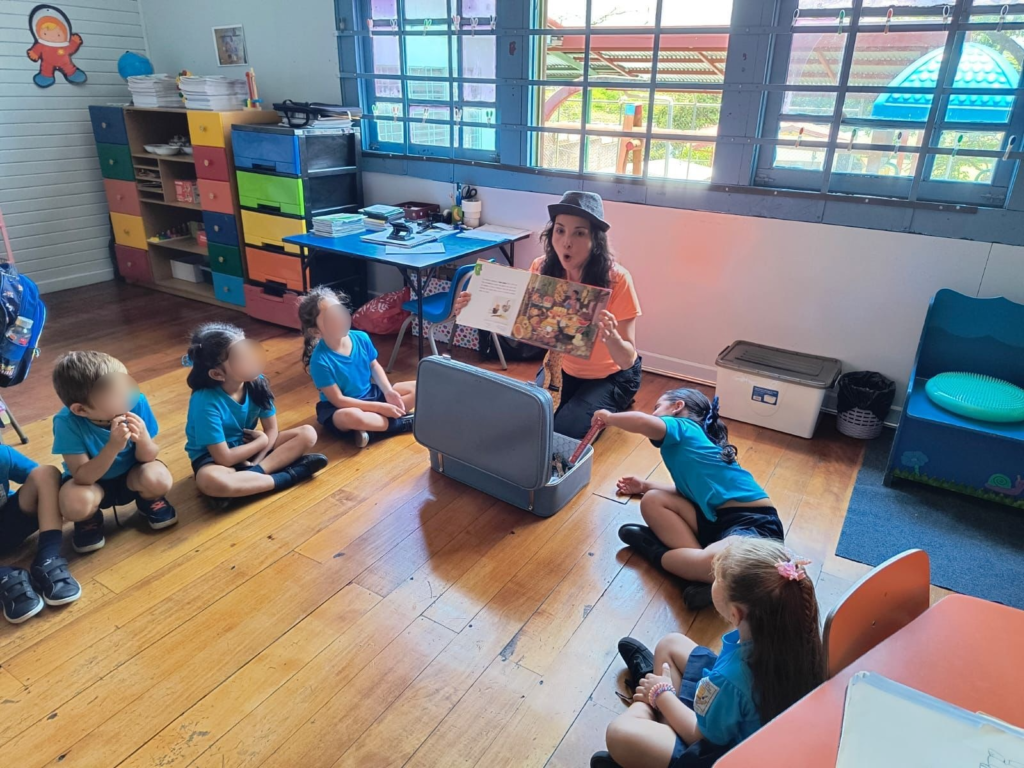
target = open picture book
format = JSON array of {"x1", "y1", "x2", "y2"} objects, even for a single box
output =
[{"x1": 458, "y1": 261, "x2": 611, "y2": 359}]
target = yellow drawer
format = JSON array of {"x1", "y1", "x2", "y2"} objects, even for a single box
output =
[
  {"x1": 240, "y1": 210, "x2": 304, "y2": 254},
  {"x1": 110, "y1": 213, "x2": 147, "y2": 250},
  {"x1": 188, "y1": 112, "x2": 225, "y2": 148}
]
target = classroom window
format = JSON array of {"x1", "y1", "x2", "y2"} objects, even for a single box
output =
[
  {"x1": 759, "y1": 0, "x2": 1024, "y2": 205},
  {"x1": 360, "y1": 0, "x2": 499, "y2": 160},
  {"x1": 528, "y1": 0, "x2": 732, "y2": 181}
]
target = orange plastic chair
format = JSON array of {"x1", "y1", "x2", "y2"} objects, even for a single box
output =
[{"x1": 822, "y1": 549, "x2": 931, "y2": 678}]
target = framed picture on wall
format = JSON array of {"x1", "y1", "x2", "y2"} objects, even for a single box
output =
[{"x1": 212, "y1": 25, "x2": 247, "y2": 66}]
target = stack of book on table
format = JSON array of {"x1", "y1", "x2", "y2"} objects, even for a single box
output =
[
  {"x1": 311, "y1": 213, "x2": 365, "y2": 237},
  {"x1": 360, "y1": 204, "x2": 405, "y2": 231}
]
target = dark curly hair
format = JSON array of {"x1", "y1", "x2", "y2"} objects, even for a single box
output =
[
  {"x1": 184, "y1": 322, "x2": 274, "y2": 411},
  {"x1": 538, "y1": 216, "x2": 615, "y2": 289}
]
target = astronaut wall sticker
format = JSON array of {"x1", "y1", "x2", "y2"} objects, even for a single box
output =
[{"x1": 25, "y1": 5, "x2": 87, "y2": 88}]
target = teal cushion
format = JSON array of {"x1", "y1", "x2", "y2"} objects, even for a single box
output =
[{"x1": 925, "y1": 372, "x2": 1024, "y2": 423}]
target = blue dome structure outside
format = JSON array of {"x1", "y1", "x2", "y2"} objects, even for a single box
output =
[{"x1": 871, "y1": 43, "x2": 1019, "y2": 123}]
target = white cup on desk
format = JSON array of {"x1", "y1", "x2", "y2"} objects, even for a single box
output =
[{"x1": 463, "y1": 199, "x2": 482, "y2": 227}]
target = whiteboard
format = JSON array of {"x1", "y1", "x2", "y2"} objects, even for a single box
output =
[{"x1": 837, "y1": 673, "x2": 1024, "y2": 768}]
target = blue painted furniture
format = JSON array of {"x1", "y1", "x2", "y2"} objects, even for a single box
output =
[{"x1": 884, "y1": 289, "x2": 1024, "y2": 509}]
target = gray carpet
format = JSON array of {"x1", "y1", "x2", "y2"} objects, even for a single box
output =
[{"x1": 836, "y1": 430, "x2": 1024, "y2": 609}]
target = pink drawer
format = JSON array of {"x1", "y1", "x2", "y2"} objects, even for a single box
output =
[
  {"x1": 198, "y1": 179, "x2": 235, "y2": 215},
  {"x1": 244, "y1": 284, "x2": 301, "y2": 330},
  {"x1": 104, "y1": 179, "x2": 140, "y2": 216},
  {"x1": 194, "y1": 146, "x2": 230, "y2": 181},
  {"x1": 115, "y1": 245, "x2": 152, "y2": 284}
]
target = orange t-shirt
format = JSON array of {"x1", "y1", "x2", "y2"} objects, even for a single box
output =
[{"x1": 529, "y1": 257, "x2": 642, "y2": 380}]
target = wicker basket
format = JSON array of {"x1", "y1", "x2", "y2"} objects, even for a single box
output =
[{"x1": 837, "y1": 407, "x2": 884, "y2": 440}]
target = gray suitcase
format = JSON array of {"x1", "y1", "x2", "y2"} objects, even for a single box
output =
[{"x1": 414, "y1": 356, "x2": 593, "y2": 518}]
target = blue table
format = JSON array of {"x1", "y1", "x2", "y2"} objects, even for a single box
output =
[{"x1": 283, "y1": 229, "x2": 528, "y2": 358}]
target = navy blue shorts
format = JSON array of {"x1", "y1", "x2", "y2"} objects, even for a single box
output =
[
  {"x1": 669, "y1": 646, "x2": 731, "y2": 768},
  {"x1": 190, "y1": 454, "x2": 253, "y2": 476},
  {"x1": 60, "y1": 471, "x2": 138, "y2": 510},
  {"x1": 695, "y1": 504, "x2": 784, "y2": 549},
  {"x1": 0, "y1": 493, "x2": 38, "y2": 556},
  {"x1": 316, "y1": 383, "x2": 387, "y2": 436}
]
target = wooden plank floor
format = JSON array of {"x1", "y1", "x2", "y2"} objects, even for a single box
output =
[{"x1": 0, "y1": 282, "x2": 949, "y2": 767}]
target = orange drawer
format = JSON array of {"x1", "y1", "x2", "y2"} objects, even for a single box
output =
[
  {"x1": 104, "y1": 179, "x2": 140, "y2": 216},
  {"x1": 198, "y1": 179, "x2": 235, "y2": 215},
  {"x1": 245, "y1": 246, "x2": 305, "y2": 292}
]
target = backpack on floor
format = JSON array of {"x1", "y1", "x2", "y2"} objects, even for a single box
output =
[{"x1": 0, "y1": 263, "x2": 46, "y2": 388}]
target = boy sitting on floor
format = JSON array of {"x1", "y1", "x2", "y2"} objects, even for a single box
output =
[{"x1": 52, "y1": 351, "x2": 175, "y2": 553}]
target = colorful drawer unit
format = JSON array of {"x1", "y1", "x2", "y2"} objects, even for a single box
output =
[
  {"x1": 115, "y1": 245, "x2": 153, "y2": 284},
  {"x1": 97, "y1": 143, "x2": 134, "y2": 181},
  {"x1": 194, "y1": 147, "x2": 230, "y2": 182},
  {"x1": 212, "y1": 272, "x2": 246, "y2": 306},
  {"x1": 104, "y1": 179, "x2": 141, "y2": 216},
  {"x1": 233, "y1": 124, "x2": 357, "y2": 174},
  {"x1": 240, "y1": 210, "x2": 305, "y2": 254},
  {"x1": 89, "y1": 106, "x2": 128, "y2": 145},
  {"x1": 209, "y1": 243, "x2": 244, "y2": 278},
  {"x1": 236, "y1": 172, "x2": 304, "y2": 217},
  {"x1": 244, "y1": 284, "x2": 303, "y2": 330},
  {"x1": 245, "y1": 245, "x2": 369, "y2": 299},
  {"x1": 203, "y1": 211, "x2": 239, "y2": 248},
  {"x1": 197, "y1": 179, "x2": 235, "y2": 215},
  {"x1": 110, "y1": 212, "x2": 147, "y2": 250},
  {"x1": 188, "y1": 111, "x2": 229, "y2": 148}
]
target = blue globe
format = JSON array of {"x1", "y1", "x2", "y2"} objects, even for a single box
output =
[{"x1": 118, "y1": 51, "x2": 154, "y2": 80}]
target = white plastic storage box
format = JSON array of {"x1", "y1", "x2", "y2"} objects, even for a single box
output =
[
  {"x1": 715, "y1": 341, "x2": 841, "y2": 439},
  {"x1": 170, "y1": 256, "x2": 204, "y2": 283}
]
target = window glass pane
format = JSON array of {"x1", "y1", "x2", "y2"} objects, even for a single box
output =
[
  {"x1": 944, "y1": 32, "x2": 1023, "y2": 123},
  {"x1": 590, "y1": 0, "x2": 656, "y2": 28},
  {"x1": 374, "y1": 103, "x2": 405, "y2": 144},
  {"x1": 543, "y1": 32, "x2": 728, "y2": 84},
  {"x1": 584, "y1": 135, "x2": 641, "y2": 174},
  {"x1": 585, "y1": 88, "x2": 651, "y2": 131},
  {"x1": 404, "y1": 36, "x2": 454, "y2": 79},
  {"x1": 534, "y1": 131, "x2": 581, "y2": 171},
  {"x1": 929, "y1": 130, "x2": 1004, "y2": 182},
  {"x1": 462, "y1": 0, "x2": 496, "y2": 17},
  {"x1": 462, "y1": 35, "x2": 496, "y2": 101},
  {"x1": 405, "y1": 0, "x2": 448, "y2": 19},
  {"x1": 409, "y1": 105, "x2": 451, "y2": 146},
  {"x1": 543, "y1": 0, "x2": 586, "y2": 28},
  {"x1": 786, "y1": 32, "x2": 846, "y2": 88},
  {"x1": 461, "y1": 107, "x2": 496, "y2": 151},
  {"x1": 832, "y1": 127, "x2": 923, "y2": 176},
  {"x1": 372, "y1": 37, "x2": 402, "y2": 98},
  {"x1": 661, "y1": 2, "x2": 733, "y2": 26},
  {"x1": 539, "y1": 34, "x2": 584, "y2": 80},
  {"x1": 848, "y1": 31, "x2": 949, "y2": 90},
  {"x1": 648, "y1": 140, "x2": 715, "y2": 180},
  {"x1": 798, "y1": 1, "x2": 851, "y2": 8},
  {"x1": 773, "y1": 121, "x2": 830, "y2": 170},
  {"x1": 371, "y1": 0, "x2": 397, "y2": 19},
  {"x1": 784, "y1": 90, "x2": 838, "y2": 117},
  {"x1": 537, "y1": 85, "x2": 584, "y2": 128},
  {"x1": 862, "y1": 0, "x2": 947, "y2": 6},
  {"x1": 651, "y1": 91, "x2": 722, "y2": 134}
]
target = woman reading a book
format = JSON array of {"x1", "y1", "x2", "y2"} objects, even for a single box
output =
[{"x1": 455, "y1": 191, "x2": 642, "y2": 440}]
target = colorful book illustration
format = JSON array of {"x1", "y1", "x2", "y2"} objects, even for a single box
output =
[{"x1": 458, "y1": 261, "x2": 611, "y2": 359}]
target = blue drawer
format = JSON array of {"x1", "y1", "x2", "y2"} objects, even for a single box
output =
[
  {"x1": 212, "y1": 273, "x2": 246, "y2": 307},
  {"x1": 202, "y1": 212, "x2": 238, "y2": 247},
  {"x1": 90, "y1": 106, "x2": 128, "y2": 145},
  {"x1": 232, "y1": 128, "x2": 300, "y2": 175}
]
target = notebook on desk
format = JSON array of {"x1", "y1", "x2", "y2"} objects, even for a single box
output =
[{"x1": 360, "y1": 229, "x2": 438, "y2": 248}]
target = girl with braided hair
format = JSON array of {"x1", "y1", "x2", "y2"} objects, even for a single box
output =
[
  {"x1": 592, "y1": 388, "x2": 783, "y2": 610},
  {"x1": 593, "y1": 538, "x2": 824, "y2": 768}
]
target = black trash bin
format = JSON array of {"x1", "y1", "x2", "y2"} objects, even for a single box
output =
[{"x1": 836, "y1": 371, "x2": 896, "y2": 439}]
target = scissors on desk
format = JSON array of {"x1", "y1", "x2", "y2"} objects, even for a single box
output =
[{"x1": 461, "y1": 185, "x2": 478, "y2": 201}]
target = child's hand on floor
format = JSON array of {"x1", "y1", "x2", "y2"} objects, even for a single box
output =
[
  {"x1": 108, "y1": 416, "x2": 132, "y2": 450},
  {"x1": 634, "y1": 663, "x2": 675, "y2": 706},
  {"x1": 616, "y1": 475, "x2": 648, "y2": 497},
  {"x1": 384, "y1": 388, "x2": 407, "y2": 415}
]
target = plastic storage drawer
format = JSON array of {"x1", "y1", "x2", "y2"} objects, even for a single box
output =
[
  {"x1": 188, "y1": 112, "x2": 225, "y2": 148},
  {"x1": 197, "y1": 179, "x2": 235, "y2": 215},
  {"x1": 414, "y1": 356, "x2": 593, "y2": 518},
  {"x1": 243, "y1": 284, "x2": 301, "y2": 329},
  {"x1": 237, "y1": 172, "x2": 304, "y2": 217},
  {"x1": 245, "y1": 247, "x2": 304, "y2": 292},
  {"x1": 115, "y1": 245, "x2": 152, "y2": 284},
  {"x1": 203, "y1": 212, "x2": 239, "y2": 247},
  {"x1": 110, "y1": 213, "x2": 147, "y2": 250},
  {"x1": 194, "y1": 147, "x2": 231, "y2": 181},
  {"x1": 240, "y1": 210, "x2": 304, "y2": 254},
  {"x1": 213, "y1": 273, "x2": 246, "y2": 306},
  {"x1": 232, "y1": 130, "x2": 299, "y2": 175},
  {"x1": 209, "y1": 243, "x2": 244, "y2": 277},
  {"x1": 104, "y1": 180, "x2": 140, "y2": 216},
  {"x1": 97, "y1": 143, "x2": 134, "y2": 181},
  {"x1": 89, "y1": 106, "x2": 128, "y2": 145}
]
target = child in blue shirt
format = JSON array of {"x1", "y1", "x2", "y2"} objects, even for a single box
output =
[
  {"x1": 0, "y1": 447, "x2": 80, "y2": 624},
  {"x1": 595, "y1": 538, "x2": 824, "y2": 768},
  {"x1": 52, "y1": 351, "x2": 175, "y2": 555},
  {"x1": 183, "y1": 322, "x2": 327, "y2": 503},
  {"x1": 593, "y1": 388, "x2": 784, "y2": 610},
  {"x1": 298, "y1": 286, "x2": 415, "y2": 449}
]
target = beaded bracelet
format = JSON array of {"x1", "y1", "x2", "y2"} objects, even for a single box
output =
[{"x1": 648, "y1": 681, "x2": 676, "y2": 711}]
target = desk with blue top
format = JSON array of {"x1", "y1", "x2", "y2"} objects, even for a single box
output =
[{"x1": 283, "y1": 229, "x2": 529, "y2": 358}]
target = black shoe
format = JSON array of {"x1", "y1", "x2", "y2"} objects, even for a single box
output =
[
  {"x1": 0, "y1": 569, "x2": 44, "y2": 624},
  {"x1": 136, "y1": 496, "x2": 178, "y2": 530},
  {"x1": 30, "y1": 557, "x2": 82, "y2": 606},
  {"x1": 387, "y1": 414, "x2": 415, "y2": 435},
  {"x1": 684, "y1": 583, "x2": 714, "y2": 611},
  {"x1": 591, "y1": 751, "x2": 622, "y2": 768},
  {"x1": 72, "y1": 510, "x2": 105, "y2": 553},
  {"x1": 618, "y1": 524, "x2": 669, "y2": 570},
  {"x1": 617, "y1": 636, "x2": 655, "y2": 693},
  {"x1": 286, "y1": 453, "x2": 329, "y2": 481}
]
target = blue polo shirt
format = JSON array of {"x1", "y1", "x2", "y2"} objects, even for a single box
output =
[
  {"x1": 52, "y1": 394, "x2": 159, "y2": 480},
  {"x1": 309, "y1": 332, "x2": 378, "y2": 401},
  {"x1": 693, "y1": 630, "x2": 761, "y2": 747},
  {"x1": 0, "y1": 445, "x2": 37, "y2": 496},
  {"x1": 653, "y1": 417, "x2": 768, "y2": 521},
  {"x1": 184, "y1": 382, "x2": 276, "y2": 461}
]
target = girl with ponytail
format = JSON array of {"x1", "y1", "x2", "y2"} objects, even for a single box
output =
[
  {"x1": 591, "y1": 388, "x2": 783, "y2": 610},
  {"x1": 595, "y1": 539, "x2": 824, "y2": 768}
]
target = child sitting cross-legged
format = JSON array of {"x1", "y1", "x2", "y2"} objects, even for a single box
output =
[
  {"x1": 184, "y1": 323, "x2": 327, "y2": 502},
  {"x1": 0, "y1": 449, "x2": 79, "y2": 624},
  {"x1": 298, "y1": 286, "x2": 415, "y2": 449},
  {"x1": 52, "y1": 351, "x2": 176, "y2": 554},
  {"x1": 592, "y1": 538, "x2": 824, "y2": 768}
]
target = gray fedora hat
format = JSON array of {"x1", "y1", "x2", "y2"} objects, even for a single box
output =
[{"x1": 547, "y1": 190, "x2": 610, "y2": 232}]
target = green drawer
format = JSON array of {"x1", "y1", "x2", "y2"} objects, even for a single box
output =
[
  {"x1": 97, "y1": 143, "x2": 134, "y2": 181},
  {"x1": 236, "y1": 171, "x2": 305, "y2": 217},
  {"x1": 208, "y1": 242, "x2": 243, "y2": 277}
]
